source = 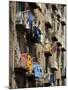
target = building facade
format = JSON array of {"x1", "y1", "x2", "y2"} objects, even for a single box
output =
[{"x1": 9, "y1": 1, "x2": 66, "y2": 88}]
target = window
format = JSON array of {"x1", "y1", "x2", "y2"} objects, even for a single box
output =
[
  {"x1": 17, "y1": 36, "x2": 20, "y2": 49},
  {"x1": 51, "y1": 13, "x2": 55, "y2": 31},
  {"x1": 45, "y1": 57, "x2": 49, "y2": 73},
  {"x1": 45, "y1": 27, "x2": 49, "y2": 38},
  {"x1": 61, "y1": 25, "x2": 64, "y2": 35},
  {"x1": 46, "y1": 4, "x2": 49, "y2": 9},
  {"x1": 16, "y1": 2, "x2": 25, "y2": 12},
  {"x1": 45, "y1": 27, "x2": 51, "y2": 40},
  {"x1": 56, "y1": 49, "x2": 60, "y2": 68},
  {"x1": 61, "y1": 52, "x2": 64, "y2": 69},
  {"x1": 57, "y1": 22, "x2": 59, "y2": 31},
  {"x1": 53, "y1": 20, "x2": 55, "y2": 30},
  {"x1": 51, "y1": 13, "x2": 54, "y2": 19},
  {"x1": 61, "y1": 6, "x2": 64, "y2": 17},
  {"x1": 38, "y1": 52, "x2": 40, "y2": 58}
]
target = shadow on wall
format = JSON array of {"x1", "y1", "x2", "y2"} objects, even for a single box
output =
[
  {"x1": 14, "y1": 68, "x2": 36, "y2": 88},
  {"x1": 15, "y1": 70, "x2": 26, "y2": 88}
]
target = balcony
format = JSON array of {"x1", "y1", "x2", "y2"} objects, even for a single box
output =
[
  {"x1": 14, "y1": 67, "x2": 28, "y2": 75},
  {"x1": 16, "y1": 10, "x2": 31, "y2": 24},
  {"x1": 16, "y1": 10, "x2": 35, "y2": 32},
  {"x1": 29, "y1": 2, "x2": 42, "y2": 12},
  {"x1": 52, "y1": 36, "x2": 58, "y2": 42},
  {"x1": 52, "y1": 5, "x2": 57, "y2": 10},
  {"x1": 29, "y1": 3, "x2": 38, "y2": 9},
  {"x1": 61, "y1": 47, "x2": 66, "y2": 52},
  {"x1": 16, "y1": 10, "x2": 30, "y2": 32},
  {"x1": 61, "y1": 68, "x2": 66, "y2": 78},
  {"x1": 57, "y1": 42, "x2": 62, "y2": 47},
  {"x1": 45, "y1": 10, "x2": 52, "y2": 28},
  {"x1": 57, "y1": 10, "x2": 61, "y2": 18}
]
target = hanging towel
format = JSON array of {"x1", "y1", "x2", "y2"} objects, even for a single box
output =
[
  {"x1": 27, "y1": 54, "x2": 32, "y2": 72},
  {"x1": 40, "y1": 34, "x2": 44, "y2": 43}
]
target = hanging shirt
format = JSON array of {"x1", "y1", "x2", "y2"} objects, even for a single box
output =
[
  {"x1": 33, "y1": 26, "x2": 41, "y2": 42},
  {"x1": 25, "y1": 21, "x2": 30, "y2": 29},
  {"x1": 20, "y1": 53, "x2": 28, "y2": 68},
  {"x1": 33, "y1": 63, "x2": 43, "y2": 79},
  {"x1": 51, "y1": 61, "x2": 58, "y2": 70},
  {"x1": 24, "y1": 11, "x2": 28, "y2": 25},
  {"x1": 28, "y1": 12, "x2": 34, "y2": 28},
  {"x1": 40, "y1": 34, "x2": 44, "y2": 43},
  {"x1": 28, "y1": 12, "x2": 34, "y2": 24}
]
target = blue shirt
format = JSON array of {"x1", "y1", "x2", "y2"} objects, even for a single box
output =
[
  {"x1": 28, "y1": 12, "x2": 34, "y2": 23},
  {"x1": 33, "y1": 63, "x2": 43, "y2": 79},
  {"x1": 28, "y1": 12, "x2": 34, "y2": 28},
  {"x1": 33, "y1": 26, "x2": 41, "y2": 42}
]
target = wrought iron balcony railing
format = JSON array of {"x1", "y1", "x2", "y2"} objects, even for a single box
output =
[{"x1": 16, "y1": 10, "x2": 30, "y2": 25}]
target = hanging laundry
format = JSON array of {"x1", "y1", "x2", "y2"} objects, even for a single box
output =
[
  {"x1": 28, "y1": 11, "x2": 34, "y2": 29},
  {"x1": 33, "y1": 26, "x2": 41, "y2": 42},
  {"x1": 25, "y1": 21, "x2": 30, "y2": 29},
  {"x1": 45, "y1": 41, "x2": 52, "y2": 52},
  {"x1": 51, "y1": 60, "x2": 58, "y2": 70},
  {"x1": 20, "y1": 53, "x2": 28, "y2": 68},
  {"x1": 21, "y1": 53, "x2": 28, "y2": 61},
  {"x1": 27, "y1": 54, "x2": 32, "y2": 72},
  {"x1": 25, "y1": 20, "x2": 31, "y2": 33},
  {"x1": 24, "y1": 11, "x2": 29, "y2": 26},
  {"x1": 40, "y1": 33, "x2": 44, "y2": 43},
  {"x1": 33, "y1": 63, "x2": 43, "y2": 79}
]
